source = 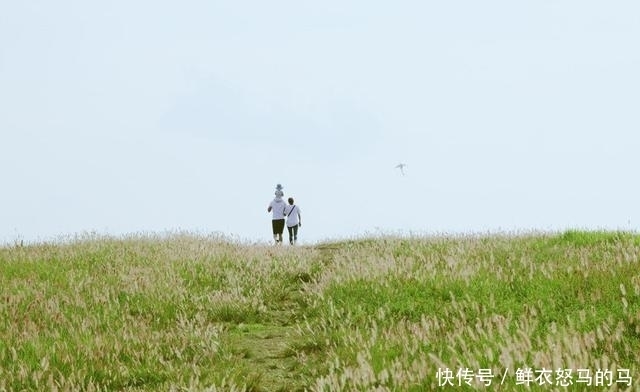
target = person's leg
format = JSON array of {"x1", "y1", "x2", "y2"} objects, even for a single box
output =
[
  {"x1": 275, "y1": 219, "x2": 285, "y2": 244},
  {"x1": 287, "y1": 226, "x2": 294, "y2": 245},
  {"x1": 271, "y1": 220, "x2": 279, "y2": 244},
  {"x1": 292, "y1": 224, "x2": 299, "y2": 244}
]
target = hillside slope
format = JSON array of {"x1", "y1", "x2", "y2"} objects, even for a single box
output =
[{"x1": 1, "y1": 231, "x2": 639, "y2": 391}]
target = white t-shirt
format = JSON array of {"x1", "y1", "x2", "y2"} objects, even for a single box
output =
[
  {"x1": 269, "y1": 198, "x2": 287, "y2": 220},
  {"x1": 284, "y1": 204, "x2": 301, "y2": 227}
]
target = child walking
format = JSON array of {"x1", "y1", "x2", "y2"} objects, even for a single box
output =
[{"x1": 284, "y1": 197, "x2": 301, "y2": 245}]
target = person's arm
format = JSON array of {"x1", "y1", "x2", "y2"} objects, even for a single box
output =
[
  {"x1": 298, "y1": 209, "x2": 301, "y2": 227},
  {"x1": 268, "y1": 206, "x2": 272, "y2": 213}
]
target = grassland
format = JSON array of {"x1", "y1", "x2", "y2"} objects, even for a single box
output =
[{"x1": 1, "y1": 230, "x2": 639, "y2": 391}]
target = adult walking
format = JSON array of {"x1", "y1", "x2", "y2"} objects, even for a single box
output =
[
  {"x1": 284, "y1": 197, "x2": 302, "y2": 245},
  {"x1": 267, "y1": 184, "x2": 286, "y2": 245}
]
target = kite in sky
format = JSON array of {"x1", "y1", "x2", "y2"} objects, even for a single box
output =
[{"x1": 395, "y1": 163, "x2": 407, "y2": 176}]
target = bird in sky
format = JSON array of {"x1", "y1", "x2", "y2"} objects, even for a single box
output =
[{"x1": 395, "y1": 163, "x2": 407, "y2": 176}]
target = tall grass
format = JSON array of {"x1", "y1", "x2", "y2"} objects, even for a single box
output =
[{"x1": 1, "y1": 231, "x2": 638, "y2": 391}]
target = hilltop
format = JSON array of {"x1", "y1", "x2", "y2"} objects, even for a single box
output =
[{"x1": 1, "y1": 231, "x2": 639, "y2": 391}]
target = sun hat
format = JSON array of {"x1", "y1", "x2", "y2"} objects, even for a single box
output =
[{"x1": 274, "y1": 184, "x2": 284, "y2": 198}]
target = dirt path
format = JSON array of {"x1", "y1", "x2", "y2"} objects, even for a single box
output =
[{"x1": 220, "y1": 245, "x2": 340, "y2": 391}]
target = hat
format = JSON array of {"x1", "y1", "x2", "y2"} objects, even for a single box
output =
[{"x1": 275, "y1": 183, "x2": 284, "y2": 191}]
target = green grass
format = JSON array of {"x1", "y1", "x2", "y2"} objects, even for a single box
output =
[{"x1": 1, "y1": 231, "x2": 639, "y2": 391}]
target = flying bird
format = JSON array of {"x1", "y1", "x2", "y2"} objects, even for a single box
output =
[{"x1": 395, "y1": 163, "x2": 407, "y2": 176}]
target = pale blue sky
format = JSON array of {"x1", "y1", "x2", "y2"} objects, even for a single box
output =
[{"x1": 1, "y1": 1, "x2": 638, "y2": 244}]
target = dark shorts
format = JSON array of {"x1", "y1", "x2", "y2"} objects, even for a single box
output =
[{"x1": 272, "y1": 219, "x2": 285, "y2": 234}]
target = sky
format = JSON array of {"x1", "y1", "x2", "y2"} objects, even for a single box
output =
[{"x1": 1, "y1": 1, "x2": 638, "y2": 245}]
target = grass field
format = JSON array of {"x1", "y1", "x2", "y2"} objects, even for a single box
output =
[{"x1": 1, "y1": 230, "x2": 639, "y2": 391}]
